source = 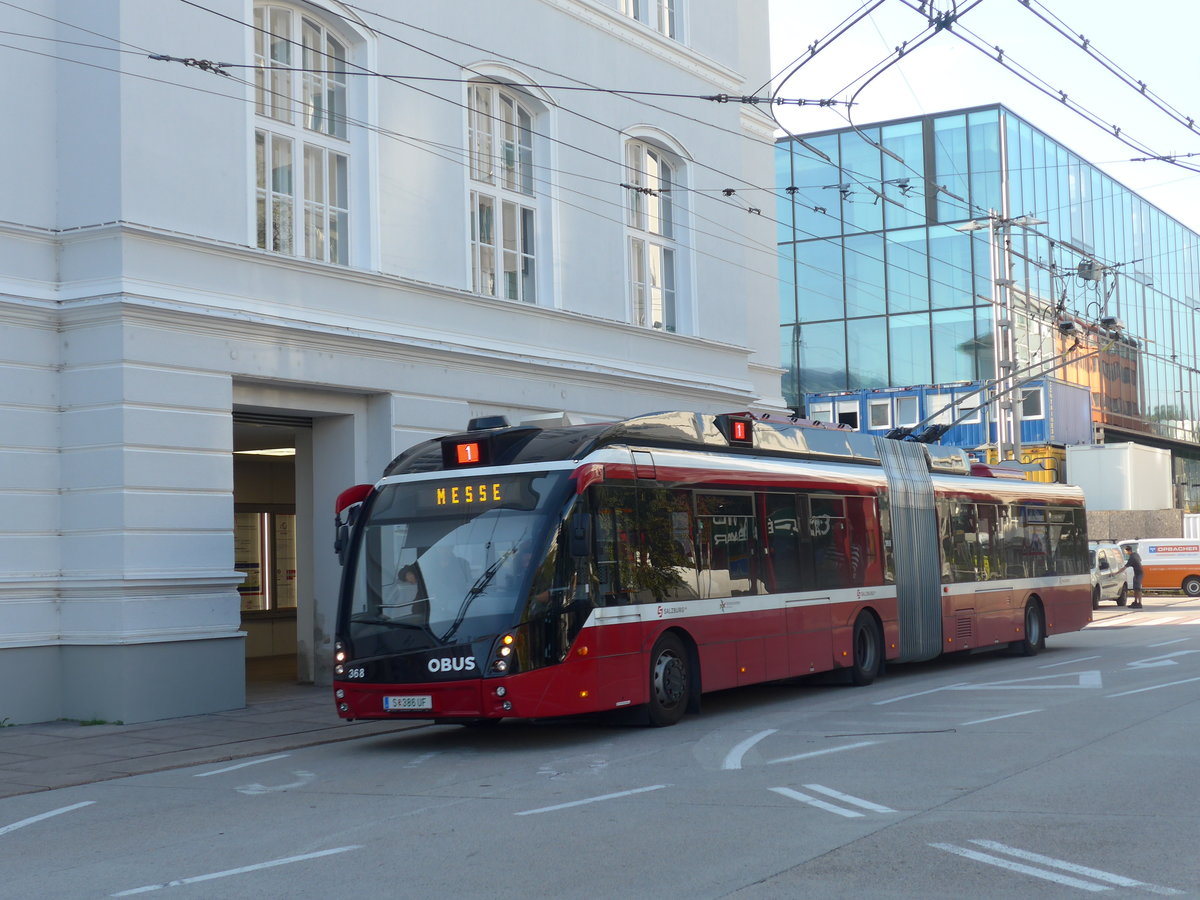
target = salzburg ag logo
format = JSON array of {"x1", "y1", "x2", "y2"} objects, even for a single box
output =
[{"x1": 427, "y1": 656, "x2": 477, "y2": 673}]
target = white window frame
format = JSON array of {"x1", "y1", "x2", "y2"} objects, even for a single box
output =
[
  {"x1": 1021, "y1": 386, "x2": 1045, "y2": 420},
  {"x1": 895, "y1": 395, "x2": 919, "y2": 427},
  {"x1": 468, "y1": 81, "x2": 539, "y2": 304},
  {"x1": 836, "y1": 400, "x2": 860, "y2": 431},
  {"x1": 953, "y1": 392, "x2": 983, "y2": 424},
  {"x1": 621, "y1": 0, "x2": 680, "y2": 39},
  {"x1": 868, "y1": 399, "x2": 892, "y2": 430},
  {"x1": 808, "y1": 401, "x2": 833, "y2": 424},
  {"x1": 626, "y1": 138, "x2": 685, "y2": 332},
  {"x1": 253, "y1": 3, "x2": 351, "y2": 265}
]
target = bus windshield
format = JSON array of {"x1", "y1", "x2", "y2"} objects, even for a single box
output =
[{"x1": 341, "y1": 470, "x2": 572, "y2": 654}]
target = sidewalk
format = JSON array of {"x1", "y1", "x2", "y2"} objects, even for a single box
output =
[{"x1": 0, "y1": 677, "x2": 427, "y2": 800}]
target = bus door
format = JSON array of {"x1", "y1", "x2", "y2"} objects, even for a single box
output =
[{"x1": 764, "y1": 493, "x2": 830, "y2": 677}]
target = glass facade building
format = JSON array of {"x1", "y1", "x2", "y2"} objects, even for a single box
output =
[{"x1": 777, "y1": 105, "x2": 1200, "y2": 478}]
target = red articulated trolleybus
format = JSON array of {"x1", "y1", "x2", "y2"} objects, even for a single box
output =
[{"x1": 331, "y1": 411, "x2": 1092, "y2": 726}]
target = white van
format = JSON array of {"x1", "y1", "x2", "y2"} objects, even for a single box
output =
[{"x1": 1116, "y1": 539, "x2": 1200, "y2": 596}]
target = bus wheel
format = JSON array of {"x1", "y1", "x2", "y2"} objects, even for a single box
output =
[
  {"x1": 647, "y1": 633, "x2": 690, "y2": 727},
  {"x1": 1012, "y1": 600, "x2": 1045, "y2": 657},
  {"x1": 1116, "y1": 585, "x2": 1128, "y2": 607},
  {"x1": 849, "y1": 613, "x2": 882, "y2": 686},
  {"x1": 1091, "y1": 587, "x2": 1101, "y2": 610},
  {"x1": 1184, "y1": 577, "x2": 1200, "y2": 597}
]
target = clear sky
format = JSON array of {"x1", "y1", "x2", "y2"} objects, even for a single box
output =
[{"x1": 766, "y1": 0, "x2": 1200, "y2": 233}]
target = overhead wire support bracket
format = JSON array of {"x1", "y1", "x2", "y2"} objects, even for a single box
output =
[{"x1": 149, "y1": 53, "x2": 232, "y2": 76}]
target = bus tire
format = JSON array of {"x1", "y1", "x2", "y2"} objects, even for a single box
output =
[
  {"x1": 1012, "y1": 599, "x2": 1045, "y2": 657},
  {"x1": 1183, "y1": 577, "x2": 1200, "y2": 597},
  {"x1": 647, "y1": 633, "x2": 690, "y2": 727},
  {"x1": 1091, "y1": 586, "x2": 1101, "y2": 610},
  {"x1": 849, "y1": 612, "x2": 883, "y2": 686},
  {"x1": 1116, "y1": 585, "x2": 1127, "y2": 607}
]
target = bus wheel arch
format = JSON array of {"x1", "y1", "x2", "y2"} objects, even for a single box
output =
[
  {"x1": 848, "y1": 609, "x2": 884, "y2": 686},
  {"x1": 1012, "y1": 596, "x2": 1046, "y2": 657}
]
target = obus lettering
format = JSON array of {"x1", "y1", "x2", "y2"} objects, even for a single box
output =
[{"x1": 427, "y1": 656, "x2": 477, "y2": 673}]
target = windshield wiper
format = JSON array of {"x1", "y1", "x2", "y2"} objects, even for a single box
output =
[{"x1": 439, "y1": 546, "x2": 518, "y2": 643}]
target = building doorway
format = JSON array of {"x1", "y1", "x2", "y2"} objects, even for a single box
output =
[{"x1": 233, "y1": 412, "x2": 311, "y2": 691}]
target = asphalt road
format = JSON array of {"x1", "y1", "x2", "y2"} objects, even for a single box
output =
[{"x1": 4, "y1": 601, "x2": 1200, "y2": 899}]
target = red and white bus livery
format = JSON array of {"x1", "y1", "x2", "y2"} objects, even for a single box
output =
[{"x1": 332, "y1": 412, "x2": 1091, "y2": 726}]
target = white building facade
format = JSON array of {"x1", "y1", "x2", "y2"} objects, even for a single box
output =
[{"x1": 1, "y1": 0, "x2": 779, "y2": 724}]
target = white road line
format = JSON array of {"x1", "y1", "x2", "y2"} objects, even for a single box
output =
[
  {"x1": 722, "y1": 729, "x2": 777, "y2": 770},
  {"x1": 802, "y1": 784, "x2": 894, "y2": 813},
  {"x1": 514, "y1": 784, "x2": 668, "y2": 816},
  {"x1": 194, "y1": 754, "x2": 290, "y2": 777},
  {"x1": 0, "y1": 801, "x2": 94, "y2": 837},
  {"x1": 873, "y1": 682, "x2": 969, "y2": 705},
  {"x1": 109, "y1": 846, "x2": 360, "y2": 896},
  {"x1": 1148, "y1": 638, "x2": 1191, "y2": 648},
  {"x1": 766, "y1": 740, "x2": 877, "y2": 765},
  {"x1": 1040, "y1": 655, "x2": 1101, "y2": 668},
  {"x1": 1108, "y1": 675, "x2": 1200, "y2": 697},
  {"x1": 770, "y1": 786, "x2": 864, "y2": 818},
  {"x1": 969, "y1": 840, "x2": 1182, "y2": 895},
  {"x1": 931, "y1": 843, "x2": 1109, "y2": 892},
  {"x1": 961, "y1": 708, "x2": 1042, "y2": 726}
]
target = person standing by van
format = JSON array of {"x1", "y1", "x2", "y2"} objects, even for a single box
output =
[{"x1": 1120, "y1": 546, "x2": 1145, "y2": 608}]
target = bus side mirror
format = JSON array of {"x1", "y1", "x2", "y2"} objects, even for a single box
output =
[
  {"x1": 569, "y1": 515, "x2": 593, "y2": 559},
  {"x1": 333, "y1": 484, "x2": 373, "y2": 565}
]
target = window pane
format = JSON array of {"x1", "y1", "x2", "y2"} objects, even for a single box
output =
[
  {"x1": 888, "y1": 313, "x2": 932, "y2": 385},
  {"x1": 931, "y1": 308, "x2": 980, "y2": 383},
  {"x1": 795, "y1": 239, "x2": 843, "y2": 322},
  {"x1": 929, "y1": 226, "x2": 974, "y2": 309},
  {"x1": 521, "y1": 207, "x2": 536, "y2": 303},
  {"x1": 839, "y1": 129, "x2": 881, "y2": 233},
  {"x1": 933, "y1": 115, "x2": 969, "y2": 222},
  {"x1": 798, "y1": 320, "x2": 846, "y2": 393},
  {"x1": 881, "y1": 120, "x2": 924, "y2": 228},
  {"x1": 844, "y1": 233, "x2": 885, "y2": 317},
  {"x1": 630, "y1": 237, "x2": 647, "y2": 325},
  {"x1": 886, "y1": 227, "x2": 929, "y2": 313},
  {"x1": 847, "y1": 316, "x2": 888, "y2": 388}
]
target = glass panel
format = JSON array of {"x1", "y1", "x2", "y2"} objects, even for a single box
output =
[
  {"x1": 469, "y1": 84, "x2": 494, "y2": 183},
  {"x1": 929, "y1": 226, "x2": 974, "y2": 309},
  {"x1": 271, "y1": 135, "x2": 293, "y2": 254},
  {"x1": 895, "y1": 396, "x2": 919, "y2": 426},
  {"x1": 521, "y1": 206, "x2": 536, "y2": 303},
  {"x1": 968, "y1": 109, "x2": 1002, "y2": 215},
  {"x1": 790, "y1": 134, "x2": 841, "y2": 239},
  {"x1": 847, "y1": 317, "x2": 888, "y2": 388},
  {"x1": 502, "y1": 201, "x2": 519, "y2": 299},
  {"x1": 888, "y1": 313, "x2": 932, "y2": 386},
  {"x1": 931, "y1": 308, "x2": 980, "y2": 383},
  {"x1": 795, "y1": 239, "x2": 843, "y2": 322},
  {"x1": 778, "y1": 242, "x2": 797, "y2": 324},
  {"x1": 932, "y1": 114, "x2": 969, "y2": 222},
  {"x1": 886, "y1": 227, "x2": 929, "y2": 313},
  {"x1": 473, "y1": 192, "x2": 496, "y2": 295},
  {"x1": 868, "y1": 400, "x2": 891, "y2": 428},
  {"x1": 839, "y1": 129, "x2": 882, "y2": 233},
  {"x1": 881, "y1": 120, "x2": 924, "y2": 228},
  {"x1": 696, "y1": 494, "x2": 760, "y2": 599},
  {"x1": 630, "y1": 237, "x2": 647, "y2": 326},
  {"x1": 844, "y1": 233, "x2": 885, "y2": 317},
  {"x1": 798, "y1": 320, "x2": 847, "y2": 393}
]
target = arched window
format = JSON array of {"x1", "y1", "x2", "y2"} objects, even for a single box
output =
[
  {"x1": 254, "y1": 3, "x2": 351, "y2": 265},
  {"x1": 468, "y1": 81, "x2": 540, "y2": 303},
  {"x1": 626, "y1": 138, "x2": 685, "y2": 332}
]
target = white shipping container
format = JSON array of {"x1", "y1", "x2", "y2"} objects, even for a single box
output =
[{"x1": 1066, "y1": 443, "x2": 1173, "y2": 510}]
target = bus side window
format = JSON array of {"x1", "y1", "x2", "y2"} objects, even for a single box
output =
[
  {"x1": 592, "y1": 485, "x2": 637, "y2": 606},
  {"x1": 762, "y1": 493, "x2": 804, "y2": 593}
]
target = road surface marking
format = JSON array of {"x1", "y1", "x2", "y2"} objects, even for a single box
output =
[
  {"x1": 110, "y1": 846, "x2": 360, "y2": 896},
  {"x1": 514, "y1": 784, "x2": 668, "y2": 816},
  {"x1": 1148, "y1": 638, "x2": 1190, "y2": 648},
  {"x1": 1128, "y1": 650, "x2": 1200, "y2": 668},
  {"x1": 949, "y1": 671, "x2": 1102, "y2": 690},
  {"x1": 1040, "y1": 656, "x2": 1100, "y2": 668},
  {"x1": 766, "y1": 740, "x2": 877, "y2": 765},
  {"x1": 0, "y1": 801, "x2": 94, "y2": 836},
  {"x1": 802, "y1": 784, "x2": 894, "y2": 813},
  {"x1": 932, "y1": 843, "x2": 1108, "y2": 892},
  {"x1": 722, "y1": 729, "x2": 778, "y2": 770},
  {"x1": 967, "y1": 839, "x2": 1181, "y2": 895},
  {"x1": 873, "y1": 682, "x2": 970, "y2": 705},
  {"x1": 1109, "y1": 675, "x2": 1200, "y2": 698},
  {"x1": 770, "y1": 785, "x2": 893, "y2": 818},
  {"x1": 194, "y1": 754, "x2": 290, "y2": 777},
  {"x1": 961, "y1": 708, "x2": 1042, "y2": 726},
  {"x1": 236, "y1": 771, "x2": 316, "y2": 794}
]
